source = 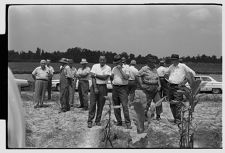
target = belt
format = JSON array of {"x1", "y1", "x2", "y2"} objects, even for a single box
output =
[
  {"x1": 113, "y1": 84, "x2": 127, "y2": 87},
  {"x1": 128, "y1": 80, "x2": 136, "y2": 81},
  {"x1": 36, "y1": 79, "x2": 48, "y2": 81},
  {"x1": 169, "y1": 83, "x2": 179, "y2": 86}
]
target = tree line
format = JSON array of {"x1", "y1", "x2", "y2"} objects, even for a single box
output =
[{"x1": 8, "y1": 47, "x2": 222, "y2": 64}]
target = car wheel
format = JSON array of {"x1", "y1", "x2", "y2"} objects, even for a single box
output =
[
  {"x1": 56, "y1": 84, "x2": 60, "y2": 91},
  {"x1": 212, "y1": 88, "x2": 221, "y2": 94}
]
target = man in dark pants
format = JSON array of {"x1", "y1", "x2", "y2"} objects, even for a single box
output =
[
  {"x1": 46, "y1": 59, "x2": 54, "y2": 100},
  {"x1": 58, "y1": 58, "x2": 73, "y2": 113},
  {"x1": 77, "y1": 58, "x2": 90, "y2": 110},
  {"x1": 165, "y1": 54, "x2": 195, "y2": 123},
  {"x1": 157, "y1": 60, "x2": 168, "y2": 98},
  {"x1": 87, "y1": 55, "x2": 111, "y2": 128},
  {"x1": 111, "y1": 54, "x2": 132, "y2": 129}
]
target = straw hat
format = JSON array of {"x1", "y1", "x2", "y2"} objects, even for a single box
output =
[{"x1": 80, "y1": 58, "x2": 88, "y2": 64}]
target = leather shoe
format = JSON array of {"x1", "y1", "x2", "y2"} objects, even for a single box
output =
[
  {"x1": 88, "y1": 122, "x2": 92, "y2": 128},
  {"x1": 116, "y1": 122, "x2": 122, "y2": 126},
  {"x1": 95, "y1": 122, "x2": 101, "y2": 126}
]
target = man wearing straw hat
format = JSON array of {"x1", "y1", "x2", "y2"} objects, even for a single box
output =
[
  {"x1": 137, "y1": 55, "x2": 162, "y2": 121},
  {"x1": 111, "y1": 54, "x2": 132, "y2": 129},
  {"x1": 68, "y1": 59, "x2": 77, "y2": 107},
  {"x1": 58, "y1": 58, "x2": 73, "y2": 113},
  {"x1": 76, "y1": 58, "x2": 90, "y2": 111},
  {"x1": 87, "y1": 55, "x2": 111, "y2": 128},
  {"x1": 32, "y1": 60, "x2": 50, "y2": 108},
  {"x1": 165, "y1": 54, "x2": 196, "y2": 124}
]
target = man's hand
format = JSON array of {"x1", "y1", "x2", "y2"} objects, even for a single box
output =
[
  {"x1": 90, "y1": 72, "x2": 96, "y2": 78},
  {"x1": 157, "y1": 85, "x2": 161, "y2": 91}
]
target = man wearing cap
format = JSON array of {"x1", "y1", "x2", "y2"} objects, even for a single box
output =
[
  {"x1": 137, "y1": 55, "x2": 162, "y2": 120},
  {"x1": 87, "y1": 55, "x2": 111, "y2": 128},
  {"x1": 157, "y1": 60, "x2": 168, "y2": 98},
  {"x1": 59, "y1": 58, "x2": 73, "y2": 113},
  {"x1": 128, "y1": 60, "x2": 139, "y2": 105},
  {"x1": 68, "y1": 59, "x2": 77, "y2": 107},
  {"x1": 46, "y1": 59, "x2": 54, "y2": 100},
  {"x1": 165, "y1": 54, "x2": 196, "y2": 124},
  {"x1": 77, "y1": 58, "x2": 90, "y2": 110},
  {"x1": 32, "y1": 60, "x2": 51, "y2": 108},
  {"x1": 111, "y1": 54, "x2": 132, "y2": 129}
]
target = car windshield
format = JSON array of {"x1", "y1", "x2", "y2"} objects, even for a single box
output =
[{"x1": 201, "y1": 77, "x2": 212, "y2": 81}]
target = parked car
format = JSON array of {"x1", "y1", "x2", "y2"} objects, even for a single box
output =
[
  {"x1": 52, "y1": 79, "x2": 113, "y2": 92},
  {"x1": 186, "y1": 75, "x2": 222, "y2": 94},
  {"x1": 14, "y1": 79, "x2": 31, "y2": 91}
]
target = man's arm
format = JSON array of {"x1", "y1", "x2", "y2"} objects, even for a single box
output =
[
  {"x1": 117, "y1": 66, "x2": 129, "y2": 80},
  {"x1": 79, "y1": 67, "x2": 90, "y2": 78}
]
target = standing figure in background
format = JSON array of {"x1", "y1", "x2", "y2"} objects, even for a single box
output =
[
  {"x1": 157, "y1": 60, "x2": 168, "y2": 98},
  {"x1": 59, "y1": 58, "x2": 73, "y2": 113},
  {"x1": 32, "y1": 60, "x2": 50, "y2": 108},
  {"x1": 87, "y1": 55, "x2": 111, "y2": 128},
  {"x1": 165, "y1": 54, "x2": 196, "y2": 124},
  {"x1": 127, "y1": 60, "x2": 139, "y2": 105},
  {"x1": 68, "y1": 59, "x2": 77, "y2": 107},
  {"x1": 111, "y1": 55, "x2": 132, "y2": 129},
  {"x1": 77, "y1": 58, "x2": 90, "y2": 111},
  {"x1": 46, "y1": 59, "x2": 54, "y2": 100},
  {"x1": 137, "y1": 56, "x2": 162, "y2": 121}
]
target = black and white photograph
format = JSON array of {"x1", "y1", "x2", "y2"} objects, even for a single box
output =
[{"x1": 4, "y1": 0, "x2": 223, "y2": 149}]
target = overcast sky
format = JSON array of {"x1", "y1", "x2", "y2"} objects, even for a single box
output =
[{"x1": 8, "y1": 5, "x2": 222, "y2": 58}]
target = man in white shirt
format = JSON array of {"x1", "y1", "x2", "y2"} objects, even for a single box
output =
[
  {"x1": 166, "y1": 54, "x2": 196, "y2": 124},
  {"x1": 87, "y1": 55, "x2": 111, "y2": 128},
  {"x1": 46, "y1": 59, "x2": 54, "y2": 100},
  {"x1": 32, "y1": 60, "x2": 50, "y2": 108},
  {"x1": 157, "y1": 60, "x2": 168, "y2": 98},
  {"x1": 111, "y1": 54, "x2": 132, "y2": 129},
  {"x1": 128, "y1": 60, "x2": 139, "y2": 105}
]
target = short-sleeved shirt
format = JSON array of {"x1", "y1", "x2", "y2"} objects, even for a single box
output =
[
  {"x1": 167, "y1": 63, "x2": 196, "y2": 84},
  {"x1": 112, "y1": 66, "x2": 130, "y2": 85},
  {"x1": 46, "y1": 65, "x2": 54, "y2": 75},
  {"x1": 129, "y1": 65, "x2": 139, "y2": 81},
  {"x1": 61, "y1": 65, "x2": 73, "y2": 79},
  {"x1": 77, "y1": 66, "x2": 91, "y2": 81},
  {"x1": 70, "y1": 67, "x2": 77, "y2": 79},
  {"x1": 157, "y1": 66, "x2": 168, "y2": 77},
  {"x1": 90, "y1": 63, "x2": 111, "y2": 84},
  {"x1": 138, "y1": 66, "x2": 159, "y2": 85},
  {"x1": 32, "y1": 66, "x2": 50, "y2": 80}
]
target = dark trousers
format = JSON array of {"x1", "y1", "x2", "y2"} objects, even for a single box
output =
[
  {"x1": 159, "y1": 77, "x2": 168, "y2": 98},
  {"x1": 168, "y1": 84, "x2": 183, "y2": 121},
  {"x1": 78, "y1": 80, "x2": 89, "y2": 108},
  {"x1": 112, "y1": 85, "x2": 131, "y2": 125},
  {"x1": 88, "y1": 84, "x2": 107, "y2": 123},
  {"x1": 60, "y1": 86, "x2": 70, "y2": 111},
  {"x1": 47, "y1": 78, "x2": 52, "y2": 100}
]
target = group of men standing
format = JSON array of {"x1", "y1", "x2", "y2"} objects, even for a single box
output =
[{"x1": 32, "y1": 53, "x2": 196, "y2": 130}]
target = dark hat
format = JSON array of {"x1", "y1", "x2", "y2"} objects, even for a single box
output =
[
  {"x1": 170, "y1": 54, "x2": 179, "y2": 60},
  {"x1": 146, "y1": 55, "x2": 157, "y2": 63},
  {"x1": 113, "y1": 54, "x2": 122, "y2": 64},
  {"x1": 59, "y1": 58, "x2": 68, "y2": 64}
]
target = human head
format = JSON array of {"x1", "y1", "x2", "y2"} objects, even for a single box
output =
[
  {"x1": 113, "y1": 54, "x2": 122, "y2": 66},
  {"x1": 59, "y1": 58, "x2": 68, "y2": 66},
  {"x1": 121, "y1": 57, "x2": 126, "y2": 64},
  {"x1": 68, "y1": 59, "x2": 73, "y2": 67},
  {"x1": 40, "y1": 60, "x2": 46, "y2": 69},
  {"x1": 130, "y1": 60, "x2": 136, "y2": 66},
  {"x1": 80, "y1": 58, "x2": 88, "y2": 67},
  {"x1": 170, "y1": 54, "x2": 180, "y2": 66},
  {"x1": 99, "y1": 55, "x2": 106, "y2": 67},
  {"x1": 46, "y1": 59, "x2": 51, "y2": 66},
  {"x1": 146, "y1": 56, "x2": 157, "y2": 69},
  {"x1": 159, "y1": 60, "x2": 165, "y2": 66}
]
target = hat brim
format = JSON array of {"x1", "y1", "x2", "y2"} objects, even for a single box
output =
[
  {"x1": 59, "y1": 60, "x2": 68, "y2": 64},
  {"x1": 80, "y1": 62, "x2": 88, "y2": 64},
  {"x1": 113, "y1": 60, "x2": 121, "y2": 64}
]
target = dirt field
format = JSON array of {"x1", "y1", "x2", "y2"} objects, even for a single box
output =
[{"x1": 21, "y1": 91, "x2": 222, "y2": 148}]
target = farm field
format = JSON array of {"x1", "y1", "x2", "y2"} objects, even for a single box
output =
[
  {"x1": 8, "y1": 62, "x2": 222, "y2": 74},
  {"x1": 22, "y1": 91, "x2": 222, "y2": 148}
]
